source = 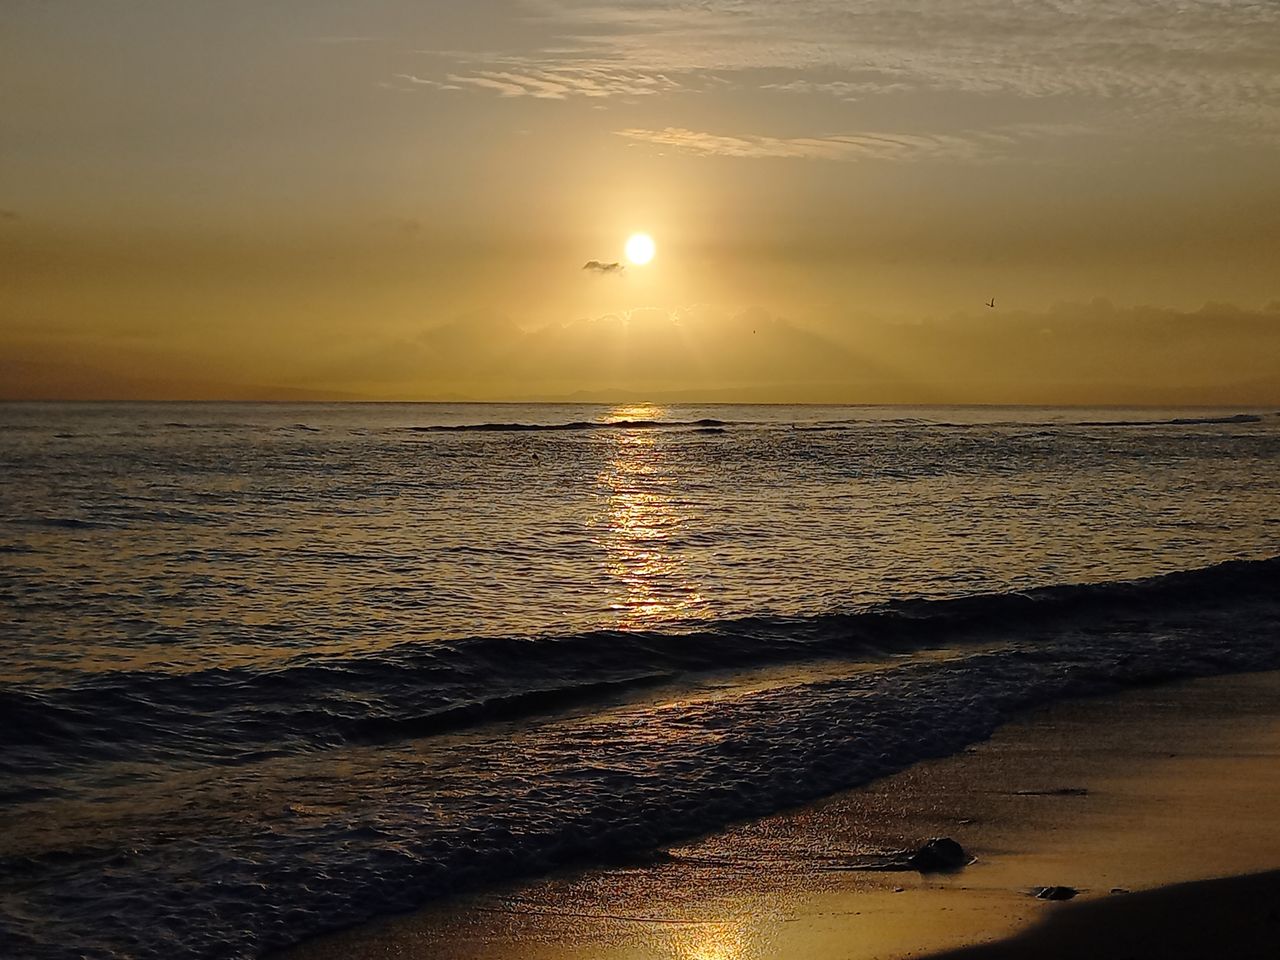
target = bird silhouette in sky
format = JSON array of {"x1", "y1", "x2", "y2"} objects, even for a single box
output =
[{"x1": 985, "y1": 298, "x2": 996, "y2": 309}]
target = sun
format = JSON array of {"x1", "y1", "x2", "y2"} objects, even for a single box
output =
[{"x1": 625, "y1": 232, "x2": 656, "y2": 266}]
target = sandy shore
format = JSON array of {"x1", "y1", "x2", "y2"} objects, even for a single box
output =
[
  {"x1": 279, "y1": 670, "x2": 1280, "y2": 960},
  {"x1": 929, "y1": 869, "x2": 1280, "y2": 960}
]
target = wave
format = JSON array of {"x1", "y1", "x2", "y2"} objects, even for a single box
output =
[
  {"x1": 4, "y1": 557, "x2": 1279, "y2": 960},
  {"x1": 5, "y1": 557, "x2": 1277, "y2": 779},
  {"x1": 792, "y1": 413, "x2": 1268, "y2": 432},
  {"x1": 1074, "y1": 414, "x2": 1263, "y2": 427},
  {"x1": 4, "y1": 558, "x2": 1280, "y2": 958},
  {"x1": 160, "y1": 421, "x2": 260, "y2": 430},
  {"x1": 408, "y1": 418, "x2": 732, "y2": 433},
  {"x1": 7, "y1": 516, "x2": 120, "y2": 531}
]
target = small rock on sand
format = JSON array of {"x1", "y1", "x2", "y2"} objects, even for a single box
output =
[
  {"x1": 1034, "y1": 885, "x2": 1079, "y2": 901},
  {"x1": 908, "y1": 838, "x2": 970, "y2": 872}
]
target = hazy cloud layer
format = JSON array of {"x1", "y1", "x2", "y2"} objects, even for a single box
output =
[
  {"x1": 292, "y1": 300, "x2": 1280, "y2": 403},
  {"x1": 410, "y1": 0, "x2": 1280, "y2": 142},
  {"x1": 6, "y1": 298, "x2": 1278, "y2": 403}
]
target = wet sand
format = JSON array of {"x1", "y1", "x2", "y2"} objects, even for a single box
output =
[
  {"x1": 280, "y1": 670, "x2": 1280, "y2": 960},
  {"x1": 929, "y1": 869, "x2": 1280, "y2": 960}
]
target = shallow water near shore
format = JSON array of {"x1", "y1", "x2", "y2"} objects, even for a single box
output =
[
  {"x1": 278, "y1": 671, "x2": 1280, "y2": 960},
  {"x1": 2, "y1": 402, "x2": 1279, "y2": 958}
]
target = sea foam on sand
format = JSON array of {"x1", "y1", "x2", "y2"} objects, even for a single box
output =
[{"x1": 278, "y1": 670, "x2": 1280, "y2": 960}]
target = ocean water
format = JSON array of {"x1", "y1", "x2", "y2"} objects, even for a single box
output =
[{"x1": 1, "y1": 402, "x2": 1278, "y2": 958}]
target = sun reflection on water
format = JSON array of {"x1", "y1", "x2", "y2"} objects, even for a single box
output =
[
  {"x1": 596, "y1": 405, "x2": 706, "y2": 627},
  {"x1": 605, "y1": 401, "x2": 665, "y2": 422}
]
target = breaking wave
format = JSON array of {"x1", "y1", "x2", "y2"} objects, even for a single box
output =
[
  {"x1": 408, "y1": 418, "x2": 733, "y2": 432},
  {"x1": 1073, "y1": 413, "x2": 1263, "y2": 427},
  {"x1": 2, "y1": 557, "x2": 1272, "y2": 780},
  {"x1": 2, "y1": 558, "x2": 1279, "y2": 958}
]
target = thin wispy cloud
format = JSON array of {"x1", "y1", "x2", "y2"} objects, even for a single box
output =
[
  {"x1": 409, "y1": 0, "x2": 1280, "y2": 140},
  {"x1": 397, "y1": 62, "x2": 681, "y2": 100},
  {"x1": 300, "y1": 36, "x2": 383, "y2": 45},
  {"x1": 760, "y1": 78, "x2": 912, "y2": 101},
  {"x1": 614, "y1": 125, "x2": 1079, "y2": 163},
  {"x1": 583, "y1": 260, "x2": 624, "y2": 273},
  {"x1": 393, "y1": 73, "x2": 464, "y2": 91}
]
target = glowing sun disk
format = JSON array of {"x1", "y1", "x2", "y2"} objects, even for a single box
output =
[{"x1": 625, "y1": 232, "x2": 656, "y2": 265}]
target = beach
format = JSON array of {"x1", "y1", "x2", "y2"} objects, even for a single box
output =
[
  {"x1": 3, "y1": 403, "x2": 1279, "y2": 959},
  {"x1": 280, "y1": 670, "x2": 1280, "y2": 960},
  {"x1": 8, "y1": 1, "x2": 1280, "y2": 954}
]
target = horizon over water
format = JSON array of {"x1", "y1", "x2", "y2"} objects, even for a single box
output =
[{"x1": 2, "y1": 401, "x2": 1280, "y2": 959}]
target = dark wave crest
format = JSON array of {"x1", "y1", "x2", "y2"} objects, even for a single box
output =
[
  {"x1": 4, "y1": 557, "x2": 1276, "y2": 783},
  {"x1": 1074, "y1": 414, "x2": 1263, "y2": 427},
  {"x1": 408, "y1": 418, "x2": 732, "y2": 432},
  {"x1": 4, "y1": 558, "x2": 1280, "y2": 960}
]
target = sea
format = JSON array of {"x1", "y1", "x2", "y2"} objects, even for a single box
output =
[{"x1": 2, "y1": 402, "x2": 1278, "y2": 958}]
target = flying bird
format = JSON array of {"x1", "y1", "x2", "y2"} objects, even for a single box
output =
[
  {"x1": 985, "y1": 298, "x2": 996, "y2": 309},
  {"x1": 583, "y1": 260, "x2": 624, "y2": 274}
]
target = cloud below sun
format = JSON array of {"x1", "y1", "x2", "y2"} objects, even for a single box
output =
[
  {"x1": 314, "y1": 300, "x2": 1280, "y2": 404},
  {"x1": 6, "y1": 297, "x2": 1278, "y2": 405}
]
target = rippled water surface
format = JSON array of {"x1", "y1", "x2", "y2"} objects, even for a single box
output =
[
  {"x1": 1, "y1": 402, "x2": 1278, "y2": 959},
  {"x1": 3, "y1": 402, "x2": 1277, "y2": 683}
]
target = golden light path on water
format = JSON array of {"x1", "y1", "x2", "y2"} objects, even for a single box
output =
[{"x1": 596, "y1": 404, "x2": 707, "y2": 628}]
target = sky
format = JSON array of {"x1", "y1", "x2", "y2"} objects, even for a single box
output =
[{"x1": 2, "y1": 0, "x2": 1278, "y2": 403}]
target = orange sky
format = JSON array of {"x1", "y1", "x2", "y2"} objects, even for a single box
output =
[{"x1": 2, "y1": 2, "x2": 1278, "y2": 402}]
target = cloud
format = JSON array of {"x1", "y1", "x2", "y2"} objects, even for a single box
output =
[
  {"x1": 761, "y1": 78, "x2": 911, "y2": 101},
  {"x1": 392, "y1": 73, "x2": 465, "y2": 91},
  {"x1": 8, "y1": 289, "x2": 1279, "y2": 403},
  {"x1": 397, "y1": 63, "x2": 681, "y2": 100},
  {"x1": 841, "y1": 299, "x2": 1280, "y2": 403},
  {"x1": 0, "y1": 210, "x2": 19, "y2": 222},
  {"x1": 583, "y1": 260, "x2": 624, "y2": 274},
  {"x1": 409, "y1": 1, "x2": 1280, "y2": 141},
  {"x1": 301, "y1": 36, "x2": 383, "y2": 45},
  {"x1": 613, "y1": 125, "x2": 1076, "y2": 162},
  {"x1": 309, "y1": 299, "x2": 1280, "y2": 404},
  {"x1": 316, "y1": 305, "x2": 868, "y2": 397}
]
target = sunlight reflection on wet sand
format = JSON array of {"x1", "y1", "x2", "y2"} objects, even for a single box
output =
[
  {"x1": 277, "y1": 674, "x2": 1280, "y2": 960},
  {"x1": 666, "y1": 919, "x2": 752, "y2": 960}
]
